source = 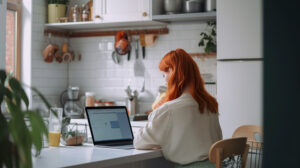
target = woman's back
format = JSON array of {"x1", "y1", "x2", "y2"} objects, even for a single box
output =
[{"x1": 134, "y1": 93, "x2": 222, "y2": 165}]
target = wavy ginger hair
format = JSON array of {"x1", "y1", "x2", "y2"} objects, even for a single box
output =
[{"x1": 159, "y1": 49, "x2": 218, "y2": 114}]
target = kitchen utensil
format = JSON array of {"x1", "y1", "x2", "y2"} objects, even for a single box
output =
[
  {"x1": 134, "y1": 39, "x2": 145, "y2": 76},
  {"x1": 144, "y1": 34, "x2": 157, "y2": 47},
  {"x1": 125, "y1": 87, "x2": 138, "y2": 116},
  {"x1": 141, "y1": 78, "x2": 145, "y2": 92},
  {"x1": 127, "y1": 49, "x2": 131, "y2": 61},
  {"x1": 112, "y1": 51, "x2": 120, "y2": 64},
  {"x1": 55, "y1": 50, "x2": 63, "y2": 63},
  {"x1": 60, "y1": 86, "x2": 84, "y2": 118},
  {"x1": 140, "y1": 34, "x2": 146, "y2": 59},
  {"x1": 205, "y1": 0, "x2": 216, "y2": 11},
  {"x1": 62, "y1": 52, "x2": 72, "y2": 63},
  {"x1": 43, "y1": 44, "x2": 59, "y2": 63},
  {"x1": 164, "y1": 0, "x2": 182, "y2": 14},
  {"x1": 62, "y1": 42, "x2": 68, "y2": 53},
  {"x1": 114, "y1": 31, "x2": 130, "y2": 55},
  {"x1": 77, "y1": 53, "x2": 82, "y2": 61},
  {"x1": 127, "y1": 36, "x2": 132, "y2": 61},
  {"x1": 183, "y1": 0, "x2": 204, "y2": 13}
]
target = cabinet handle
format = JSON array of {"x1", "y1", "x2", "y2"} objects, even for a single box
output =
[{"x1": 142, "y1": 12, "x2": 148, "y2": 17}]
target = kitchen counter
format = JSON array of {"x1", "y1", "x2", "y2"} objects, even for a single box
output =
[
  {"x1": 32, "y1": 144, "x2": 174, "y2": 168},
  {"x1": 32, "y1": 120, "x2": 174, "y2": 168}
]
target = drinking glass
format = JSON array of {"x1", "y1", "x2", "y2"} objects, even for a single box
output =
[{"x1": 48, "y1": 107, "x2": 63, "y2": 147}]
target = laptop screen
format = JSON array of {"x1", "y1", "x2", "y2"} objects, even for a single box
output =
[{"x1": 86, "y1": 107, "x2": 133, "y2": 143}]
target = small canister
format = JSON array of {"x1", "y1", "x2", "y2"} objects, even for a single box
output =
[{"x1": 85, "y1": 92, "x2": 95, "y2": 107}]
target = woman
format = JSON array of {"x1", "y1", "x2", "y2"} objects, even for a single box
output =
[{"x1": 134, "y1": 49, "x2": 222, "y2": 167}]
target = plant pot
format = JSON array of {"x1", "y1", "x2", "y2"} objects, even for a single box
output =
[{"x1": 48, "y1": 4, "x2": 66, "y2": 23}]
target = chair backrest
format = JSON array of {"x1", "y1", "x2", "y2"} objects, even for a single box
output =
[
  {"x1": 209, "y1": 137, "x2": 249, "y2": 168},
  {"x1": 232, "y1": 125, "x2": 263, "y2": 142},
  {"x1": 233, "y1": 125, "x2": 263, "y2": 168}
]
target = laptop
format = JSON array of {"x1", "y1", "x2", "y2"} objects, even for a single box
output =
[{"x1": 85, "y1": 106, "x2": 134, "y2": 149}]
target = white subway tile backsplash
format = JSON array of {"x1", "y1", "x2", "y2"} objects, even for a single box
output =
[{"x1": 31, "y1": 0, "x2": 67, "y2": 108}]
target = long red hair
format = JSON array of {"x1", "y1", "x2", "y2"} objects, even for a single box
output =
[{"x1": 159, "y1": 48, "x2": 218, "y2": 114}]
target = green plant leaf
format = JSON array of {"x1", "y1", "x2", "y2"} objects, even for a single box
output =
[
  {"x1": 7, "y1": 110, "x2": 30, "y2": 167},
  {"x1": 211, "y1": 29, "x2": 216, "y2": 36},
  {"x1": 0, "y1": 113, "x2": 12, "y2": 167},
  {"x1": 0, "y1": 70, "x2": 6, "y2": 84},
  {"x1": 31, "y1": 87, "x2": 57, "y2": 118},
  {"x1": 198, "y1": 40, "x2": 204, "y2": 46},
  {"x1": 30, "y1": 87, "x2": 51, "y2": 110},
  {"x1": 9, "y1": 78, "x2": 29, "y2": 108},
  {"x1": 0, "y1": 113, "x2": 9, "y2": 143},
  {"x1": 4, "y1": 72, "x2": 13, "y2": 87},
  {"x1": 4, "y1": 88, "x2": 12, "y2": 100},
  {"x1": 0, "y1": 85, "x2": 4, "y2": 103},
  {"x1": 26, "y1": 111, "x2": 48, "y2": 152}
]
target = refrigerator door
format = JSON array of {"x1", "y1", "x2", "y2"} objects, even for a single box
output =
[{"x1": 217, "y1": 61, "x2": 263, "y2": 138}]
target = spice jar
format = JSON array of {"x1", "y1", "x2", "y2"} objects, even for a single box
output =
[
  {"x1": 72, "y1": 5, "x2": 80, "y2": 22},
  {"x1": 81, "y1": 4, "x2": 89, "y2": 21},
  {"x1": 85, "y1": 92, "x2": 95, "y2": 107}
]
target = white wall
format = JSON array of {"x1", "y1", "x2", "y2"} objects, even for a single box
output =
[
  {"x1": 0, "y1": 0, "x2": 7, "y2": 69},
  {"x1": 217, "y1": 0, "x2": 263, "y2": 138},
  {"x1": 68, "y1": 22, "x2": 217, "y2": 113},
  {"x1": 23, "y1": 0, "x2": 67, "y2": 114}
]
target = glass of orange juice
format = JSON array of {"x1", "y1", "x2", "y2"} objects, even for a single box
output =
[{"x1": 48, "y1": 107, "x2": 63, "y2": 147}]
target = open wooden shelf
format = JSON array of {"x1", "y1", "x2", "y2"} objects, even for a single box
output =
[
  {"x1": 44, "y1": 27, "x2": 169, "y2": 38},
  {"x1": 45, "y1": 20, "x2": 167, "y2": 31},
  {"x1": 152, "y1": 12, "x2": 216, "y2": 22},
  {"x1": 190, "y1": 52, "x2": 216, "y2": 58}
]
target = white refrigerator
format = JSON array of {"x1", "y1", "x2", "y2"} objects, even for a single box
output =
[{"x1": 217, "y1": 0, "x2": 263, "y2": 138}]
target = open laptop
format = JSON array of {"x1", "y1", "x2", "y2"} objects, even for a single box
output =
[{"x1": 85, "y1": 106, "x2": 134, "y2": 149}]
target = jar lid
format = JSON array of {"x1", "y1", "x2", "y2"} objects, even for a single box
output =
[{"x1": 85, "y1": 92, "x2": 95, "y2": 96}]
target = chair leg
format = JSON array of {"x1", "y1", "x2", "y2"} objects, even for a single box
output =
[
  {"x1": 216, "y1": 148, "x2": 223, "y2": 168},
  {"x1": 242, "y1": 144, "x2": 250, "y2": 168}
]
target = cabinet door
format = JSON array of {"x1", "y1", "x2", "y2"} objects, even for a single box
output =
[
  {"x1": 92, "y1": 0, "x2": 104, "y2": 22},
  {"x1": 101, "y1": 0, "x2": 150, "y2": 22}
]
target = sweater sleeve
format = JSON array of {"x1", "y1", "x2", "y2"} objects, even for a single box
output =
[{"x1": 133, "y1": 104, "x2": 170, "y2": 149}]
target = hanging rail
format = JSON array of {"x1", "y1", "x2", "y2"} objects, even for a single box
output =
[{"x1": 44, "y1": 28, "x2": 169, "y2": 38}]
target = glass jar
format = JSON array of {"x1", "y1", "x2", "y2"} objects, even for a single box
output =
[
  {"x1": 72, "y1": 5, "x2": 80, "y2": 22},
  {"x1": 61, "y1": 118, "x2": 87, "y2": 146}
]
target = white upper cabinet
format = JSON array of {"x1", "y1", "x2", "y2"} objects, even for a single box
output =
[
  {"x1": 93, "y1": 0, "x2": 151, "y2": 23},
  {"x1": 217, "y1": 0, "x2": 262, "y2": 59}
]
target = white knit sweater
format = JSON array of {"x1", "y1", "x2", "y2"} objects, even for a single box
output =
[{"x1": 134, "y1": 93, "x2": 222, "y2": 165}]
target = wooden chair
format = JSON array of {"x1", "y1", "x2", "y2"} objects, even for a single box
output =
[
  {"x1": 209, "y1": 137, "x2": 249, "y2": 168},
  {"x1": 232, "y1": 125, "x2": 263, "y2": 142},
  {"x1": 232, "y1": 125, "x2": 263, "y2": 168}
]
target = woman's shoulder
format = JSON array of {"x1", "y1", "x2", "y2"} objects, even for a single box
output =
[
  {"x1": 148, "y1": 103, "x2": 170, "y2": 120},
  {"x1": 165, "y1": 93, "x2": 198, "y2": 107}
]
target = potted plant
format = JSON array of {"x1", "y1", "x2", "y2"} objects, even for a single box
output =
[
  {"x1": 48, "y1": 0, "x2": 68, "y2": 23},
  {"x1": 198, "y1": 21, "x2": 217, "y2": 53},
  {"x1": 0, "y1": 70, "x2": 55, "y2": 168}
]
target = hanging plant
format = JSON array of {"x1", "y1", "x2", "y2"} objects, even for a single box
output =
[{"x1": 199, "y1": 21, "x2": 217, "y2": 53}]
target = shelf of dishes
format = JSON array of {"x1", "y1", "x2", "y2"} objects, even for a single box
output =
[{"x1": 45, "y1": 0, "x2": 216, "y2": 31}]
